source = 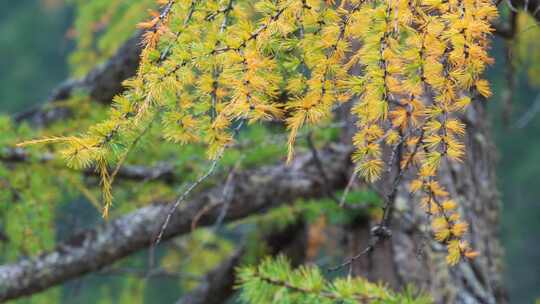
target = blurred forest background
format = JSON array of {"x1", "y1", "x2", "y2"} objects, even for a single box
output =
[{"x1": 0, "y1": 0, "x2": 538, "y2": 303}]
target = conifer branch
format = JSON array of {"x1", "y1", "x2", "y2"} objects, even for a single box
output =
[
  {"x1": 12, "y1": 0, "x2": 516, "y2": 280},
  {"x1": 0, "y1": 143, "x2": 351, "y2": 302},
  {"x1": 238, "y1": 256, "x2": 431, "y2": 303},
  {"x1": 0, "y1": 148, "x2": 179, "y2": 183}
]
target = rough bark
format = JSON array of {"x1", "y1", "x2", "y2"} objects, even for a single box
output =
[
  {"x1": 347, "y1": 101, "x2": 506, "y2": 304},
  {"x1": 0, "y1": 144, "x2": 351, "y2": 302},
  {"x1": 1, "y1": 99, "x2": 506, "y2": 303}
]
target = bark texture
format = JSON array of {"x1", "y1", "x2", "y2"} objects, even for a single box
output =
[
  {"x1": 1, "y1": 100, "x2": 506, "y2": 303},
  {"x1": 0, "y1": 144, "x2": 351, "y2": 302},
  {"x1": 348, "y1": 101, "x2": 506, "y2": 304}
]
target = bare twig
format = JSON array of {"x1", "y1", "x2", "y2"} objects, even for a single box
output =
[
  {"x1": 339, "y1": 172, "x2": 357, "y2": 207},
  {"x1": 306, "y1": 132, "x2": 340, "y2": 203},
  {"x1": 514, "y1": 92, "x2": 540, "y2": 128},
  {"x1": 327, "y1": 238, "x2": 376, "y2": 272},
  {"x1": 150, "y1": 154, "x2": 222, "y2": 267},
  {"x1": 188, "y1": 159, "x2": 241, "y2": 232},
  {"x1": 150, "y1": 119, "x2": 246, "y2": 269},
  {"x1": 329, "y1": 128, "x2": 424, "y2": 273},
  {"x1": 212, "y1": 159, "x2": 242, "y2": 231}
]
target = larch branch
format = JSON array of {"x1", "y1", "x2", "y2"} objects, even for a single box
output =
[{"x1": 0, "y1": 143, "x2": 351, "y2": 302}]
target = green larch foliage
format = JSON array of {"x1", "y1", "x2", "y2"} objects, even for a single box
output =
[{"x1": 236, "y1": 255, "x2": 432, "y2": 303}]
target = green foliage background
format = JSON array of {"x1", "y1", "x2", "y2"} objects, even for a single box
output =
[
  {"x1": 0, "y1": 0, "x2": 71, "y2": 113},
  {"x1": 0, "y1": 1, "x2": 539, "y2": 303}
]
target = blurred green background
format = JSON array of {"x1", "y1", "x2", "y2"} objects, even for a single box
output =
[{"x1": 0, "y1": 1, "x2": 538, "y2": 303}]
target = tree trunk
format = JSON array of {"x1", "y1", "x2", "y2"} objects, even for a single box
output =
[{"x1": 348, "y1": 100, "x2": 506, "y2": 304}]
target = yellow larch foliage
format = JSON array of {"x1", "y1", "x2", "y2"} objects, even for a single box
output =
[{"x1": 20, "y1": 0, "x2": 499, "y2": 265}]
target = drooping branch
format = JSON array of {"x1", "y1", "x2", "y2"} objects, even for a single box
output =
[
  {"x1": 0, "y1": 147, "x2": 178, "y2": 184},
  {"x1": 0, "y1": 143, "x2": 351, "y2": 302},
  {"x1": 10, "y1": 0, "x2": 537, "y2": 129},
  {"x1": 14, "y1": 31, "x2": 144, "y2": 126}
]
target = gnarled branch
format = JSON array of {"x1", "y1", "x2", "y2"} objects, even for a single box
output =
[
  {"x1": 14, "y1": 32, "x2": 144, "y2": 126},
  {"x1": 0, "y1": 143, "x2": 352, "y2": 302}
]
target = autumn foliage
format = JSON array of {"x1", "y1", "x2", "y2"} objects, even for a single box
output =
[{"x1": 20, "y1": 0, "x2": 498, "y2": 265}]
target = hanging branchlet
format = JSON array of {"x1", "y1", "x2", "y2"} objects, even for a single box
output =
[
  {"x1": 20, "y1": 0, "x2": 499, "y2": 265},
  {"x1": 138, "y1": 0, "x2": 177, "y2": 50},
  {"x1": 285, "y1": 1, "x2": 361, "y2": 161}
]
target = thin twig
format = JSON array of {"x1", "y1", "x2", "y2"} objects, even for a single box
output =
[
  {"x1": 149, "y1": 119, "x2": 245, "y2": 270},
  {"x1": 0, "y1": 147, "x2": 178, "y2": 183},
  {"x1": 339, "y1": 172, "x2": 357, "y2": 207},
  {"x1": 189, "y1": 157, "x2": 241, "y2": 231},
  {"x1": 329, "y1": 128, "x2": 424, "y2": 273},
  {"x1": 213, "y1": 158, "x2": 242, "y2": 231},
  {"x1": 306, "y1": 132, "x2": 340, "y2": 203},
  {"x1": 150, "y1": 154, "x2": 222, "y2": 262},
  {"x1": 328, "y1": 240, "x2": 376, "y2": 272},
  {"x1": 514, "y1": 92, "x2": 540, "y2": 128}
]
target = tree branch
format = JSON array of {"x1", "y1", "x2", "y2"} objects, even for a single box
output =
[
  {"x1": 0, "y1": 147, "x2": 178, "y2": 184},
  {"x1": 14, "y1": 31, "x2": 144, "y2": 126},
  {"x1": 0, "y1": 143, "x2": 351, "y2": 302}
]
